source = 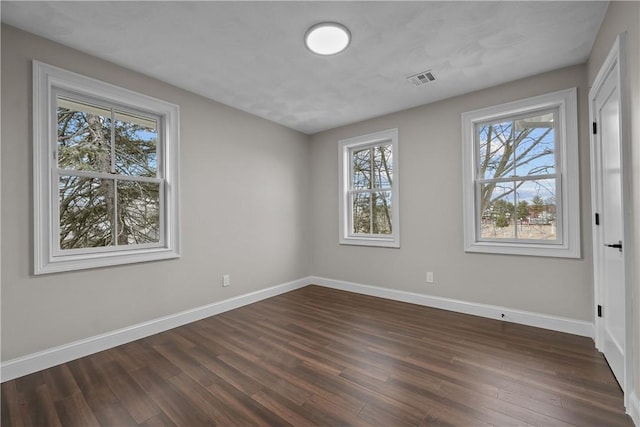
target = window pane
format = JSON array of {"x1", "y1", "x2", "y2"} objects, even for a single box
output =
[
  {"x1": 352, "y1": 192, "x2": 371, "y2": 234},
  {"x1": 479, "y1": 183, "x2": 516, "y2": 239},
  {"x1": 373, "y1": 144, "x2": 392, "y2": 188},
  {"x1": 114, "y1": 111, "x2": 158, "y2": 177},
  {"x1": 515, "y1": 179, "x2": 557, "y2": 241},
  {"x1": 478, "y1": 111, "x2": 555, "y2": 180},
  {"x1": 57, "y1": 97, "x2": 112, "y2": 172},
  {"x1": 372, "y1": 191, "x2": 392, "y2": 234},
  {"x1": 59, "y1": 175, "x2": 114, "y2": 249},
  {"x1": 117, "y1": 180, "x2": 160, "y2": 245},
  {"x1": 351, "y1": 148, "x2": 371, "y2": 189},
  {"x1": 477, "y1": 121, "x2": 515, "y2": 179},
  {"x1": 514, "y1": 112, "x2": 555, "y2": 176}
]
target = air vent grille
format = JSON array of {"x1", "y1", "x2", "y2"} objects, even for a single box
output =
[{"x1": 407, "y1": 70, "x2": 436, "y2": 87}]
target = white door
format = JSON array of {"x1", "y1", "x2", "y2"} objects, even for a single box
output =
[{"x1": 590, "y1": 38, "x2": 626, "y2": 390}]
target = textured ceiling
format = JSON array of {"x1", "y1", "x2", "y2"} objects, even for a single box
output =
[{"x1": 2, "y1": 1, "x2": 608, "y2": 134}]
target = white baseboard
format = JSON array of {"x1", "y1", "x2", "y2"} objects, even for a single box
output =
[
  {"x1": 629, "y1": 389, "x2": 640, "y2": 427},
  {"x1": 0, "y1": 277, "x2": 308, "y2": 382},
  {"x1": 1, "y1": 275, "x2": 596, "y2": 383},
  {"x1": 309, "y1": 276, "x2": 595, "y2": 338}
]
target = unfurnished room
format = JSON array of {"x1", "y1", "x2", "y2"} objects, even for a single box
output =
[{"x1": 1, "y1": 1, "x2": 639, "y2": 426}]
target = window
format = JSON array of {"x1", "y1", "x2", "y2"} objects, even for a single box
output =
[
  {"x1": 461, "y1": 88, "x2": 580, "y2": 258},
  {"x1": 33, "y1": 61, "x2": 180, "y2": 274},
  {"x1": 339, "y1": 129, "x2": 399, "y2": 247}
]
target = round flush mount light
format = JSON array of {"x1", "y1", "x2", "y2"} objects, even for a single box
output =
[{"x1": 304, "y1": 22, "x2": 351, "y2": 55}]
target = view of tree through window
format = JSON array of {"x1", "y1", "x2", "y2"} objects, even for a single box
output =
[
  {"x1": 350, "y1": 144, "x2": 393, "y2": 235},
  {"x1": 57, "y1": 96, "x2": 161, "y2": 249},
  {"x1": 476, "y1": 110, "x2": 558, "y2": 241}
]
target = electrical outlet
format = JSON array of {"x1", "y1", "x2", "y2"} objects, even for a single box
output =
[
  {"x1": 426, "y1": 272, "x2": 434, "y2": 283},
  {"x1": 222, "y1": 274, "x2": 230, "y2": 287}
]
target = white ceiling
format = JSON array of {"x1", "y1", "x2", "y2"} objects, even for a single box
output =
[{"x1": 2, "y1": 1, "x2": 608, "y2": 134}]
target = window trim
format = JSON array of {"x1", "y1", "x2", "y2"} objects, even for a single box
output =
[
  {"x1": 33, "y1": 61, "x2": 181, "y2": 274},
  {"x1": 338, "y1": 128, "x2": 400, "y2": 248},
  {"x1": 461, "y1": 88, "x2": 580, "y2": 258}
]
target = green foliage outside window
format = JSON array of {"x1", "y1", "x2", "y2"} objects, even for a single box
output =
[{"x1": 57, "y1": 97, "x2": 160, "y2": 249}]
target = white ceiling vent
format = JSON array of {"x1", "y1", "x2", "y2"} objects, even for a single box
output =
[{"x1": 407, "y1": 70, "x2": 436, "y2": 87}]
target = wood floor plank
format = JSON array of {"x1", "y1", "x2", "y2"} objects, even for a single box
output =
[
  {"x1": 101, "y1": 360, "x2": 162, "y2": 423},
  {"x1": 251, "y1": 389, "x2": 317, "y2": 427},
  {"x1": 138, "y1": 412, "x2": 178, "y2": 427},
  {"x1": 498, "y1": 387, "x2": 632, "y2": 427},
  {"x1": 67, "y1": 354, "x2": 109, "y2": 395},
  {"x1": 21, "y1": 384, "x2": 64, "y2": 427},
  {"x1": 206, "y1": 380, "x2": 292, "y2": 427},
  {"x1": 1, "y1": 285, "x2": 633, "y2": 426},
  {"x1": 210, "y1": 347, "x2": 313, "y2": 405},
  {"x1": 1, "y1": 380, "x2": 26, "y2": 427},
  {"x1": 129, "y1": 366, "x2": 213, "y2": 426},
  {"x1": 2, "y1": 372, "x2": 62, "y2": 427},
  {"x1": 152, "y1": 343, "x2": 220, "y2": 387},
  {"x1": 358, "y1": 400, "x2": 421, "y2": 427},
  {"x1": 53, "y1": 392, "x2": 100, "y2": 427},
  {"x1": 304, "y1": 393, "x2": 372, "y2": 427},
  {"x1": 81, "y1": 384, "x2": 138, "y2": 427},
  {"x1": 167, "y1": 372, "x2": 246, "y2": 426},
  {"x1": 420, "y1": 404, "x2": 497, "y2": 427},
  {"x1": 41, "y1": 364, "x2": 81, "y2": 402},
  {"x1": 201, "y1": 353, "x2": 264, "y2": 396}
]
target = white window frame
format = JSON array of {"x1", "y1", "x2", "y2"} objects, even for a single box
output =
[
  {"x1": 33, "y1": 61, "x2": 180, "y2": 274},
  {"x1": 461, "y1": 88, "x2": 580, "y2": 258},
  {"x1": 339, "y1": 128, "x2": 400, "y2": 248}
]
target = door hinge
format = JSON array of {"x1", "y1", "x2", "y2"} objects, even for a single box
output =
[
  {"x1": 595, "y1": 213, "x2": 600, "y2": 225},
  {"x1": 592, "y1": 122, "x2": 597, "y2": 134},
  {"x1": 597, "y1": 305, "x2": 603, "y2": 318}
]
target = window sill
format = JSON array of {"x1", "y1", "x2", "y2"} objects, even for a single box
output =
[
  {"x1": 35, "y1": 247, "x2": 180, "y2": 275},
  {"x1": 339, "y1": 236, "x2": 400, "y2": 248},
  {"x1": 464, "y1": 241, "x2": 579, "y2": 258}
]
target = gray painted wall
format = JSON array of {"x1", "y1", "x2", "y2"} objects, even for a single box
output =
[
  {"x1": 587, "y1": 0, "x2": 640, "y2": 408},
  {"x1": 1, "y1": 25, "x2": 311, "y2": 360},
  {"x1": 309, "y1": 64, "x2": 593, "y2": 321}
]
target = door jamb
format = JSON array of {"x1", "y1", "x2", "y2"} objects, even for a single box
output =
[{"x1": 589, "y1": 32, "x2": 634, "y2": 408}]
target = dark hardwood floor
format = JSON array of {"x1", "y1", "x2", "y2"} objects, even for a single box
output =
[{"x1": 1, "y1": 285, "x2": 632, "y2": 426}]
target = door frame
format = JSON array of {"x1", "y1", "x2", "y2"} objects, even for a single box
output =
[{"x1": 589, "y1": 32, "x2": 634, "y2": 407}]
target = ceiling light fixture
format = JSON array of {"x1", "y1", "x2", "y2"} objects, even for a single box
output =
[{"x1": 304, "y1": 22, "x2": 351, "y2": 56}]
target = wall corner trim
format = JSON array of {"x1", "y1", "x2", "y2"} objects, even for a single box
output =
[
  {"x1": 309, "y1": 276, "x2": 595, "y2": 339},
  {"x1": 0, "y1": 277, "x2": 309, "y2": 382}
]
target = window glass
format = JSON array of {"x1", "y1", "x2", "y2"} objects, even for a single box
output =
[
  {"x1": 349, "y1": 143, "x2": 393, "y2": 236},
  {"x1": 117, "y1": 180, "x2": 161, "y2": 245},
  {"x1": 57, "y1": 97, "x2": 112, "y2": 172},
  {"x1": 114, "y1": 110, "x2": 158, "y2": 177},
  {"x1": 59, "y1": 175, "x2": 113, "y2": 249},
  {"x1": 56, "y1": 95, "x2": 163, "y2": 251},
  {"x1": 475, "y1": 109, "x2": 558, "y2": 244}
]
